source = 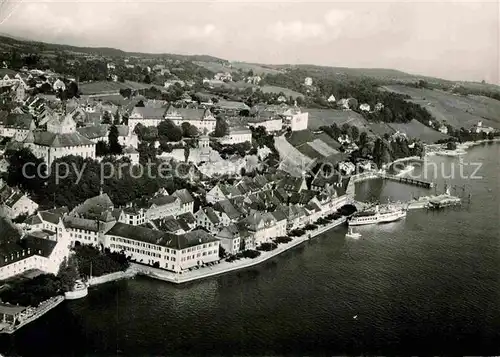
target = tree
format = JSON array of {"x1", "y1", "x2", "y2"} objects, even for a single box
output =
[
  {"x1": 181, "y1": 122, "x2": 198, "y2": 138},
  {"x1": 58, "y1": 256, "x2": 79, "y2": 292},
  {"x1": 6, "y1": 148, "x2": 46, "y2": 194},
  {"x1": 214, "y1": 117, "x2": 229, "y2": 137},
  {"x1": 113, "y1": 109, "x2": 121, "y2": 125},
  {"x1": 351, "y1": 126, "x2": 360, "y2": 142},
  {"x1": 359, "y1": 131, "x2": 368, "y2": 147},
  {"x1": 446, "y1": 141, "x2": 457, "y2": 150},
  {"x1": 144, "y1": 74, "x2": 152, "y2": 84},
  {"x1": 108, "y1": 125, "x2": 123, "y2": 154},
  {"x1": 96, "y1": 140, "x2": 109, "y2": 156},
  {"x1": 158, "y1": 120, "x2": 183, "y2": 142},
  {"x1": 66, "y1": 81, "x2": 79, "y2": 98},
  {"x1": 119, "y1": 88, "x2": 132, "y2": 98},
  {"x1": 102, "y1": 111, "x2": 112, "y2": 124}
]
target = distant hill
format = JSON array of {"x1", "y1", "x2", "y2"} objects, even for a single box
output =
[
  {"x1": 0, "y1": 35, "x2": 227, "y2": 62},
  {"x1": 382, "y1": 85, "x2": 500, "y2": 130}
]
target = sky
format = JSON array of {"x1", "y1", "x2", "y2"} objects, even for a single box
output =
[{"x1": 0, "y1": 0, "x2": 498, "y2": 84}]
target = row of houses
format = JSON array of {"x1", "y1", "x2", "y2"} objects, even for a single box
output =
[{"x1": 0, "y1": 159, "x2": 350, "y2": 280}]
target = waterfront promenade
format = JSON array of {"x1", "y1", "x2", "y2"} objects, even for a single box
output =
[{"x1": 132, "y1": 217, "x2": 347, "y2": 284}]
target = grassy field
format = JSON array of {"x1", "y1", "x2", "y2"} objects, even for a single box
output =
[
  {"x1": 194, "y1": 61, "x2": 281, "y2": 76},
  {"x1": 382, "y1": 85, "x2": 500, "y2": 130},
  {"x1": 230, "y1": 62, "x2": 281, "y2": 75},
  {"x1": 306, "y1": 107, "x2": 447, "y2": 143},
  {"x1": 193, "y1": 61, "x2": 237, "y2": 74},
  {"x1": 260, "y1": 85, "x2": 304, "y2": 99},
  {"x1": 306, "y1": 108, "x2": 371, "y2": 132},
  {"x1": 387, "y1": 120, "x2": 448, "y2": 143},
  {"x1": 79, "y1": 80, "x2": 151, "y2": 95}
]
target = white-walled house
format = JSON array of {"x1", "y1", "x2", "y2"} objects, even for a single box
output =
[
  {"x1": 0, "y1": 189, "x2": 38, "y2": 220},
  {"x1": 218, "y1": 127, "x2": 252, "y2": 145},
  {"x1": 216, "y1": 224, "x2": 241, "y2": 255},
  {"x1": 359, "y1": 103, "x2": 371, "y2": 112},
  {"x1": 290, "y1": 112, "x2": 309, "y2": 132},
  {"x1": 247, "y1": 117, "x2": 283, "y2": 133},
  {"x1": 145, "y1": 195, "x2": 182, "y2": 221},
  {"x1": 172, "y1": 189, "x2": 195, "y2": 215},
  {"x1": 0, "y1": 113, "x2": 36, "y2": 140},
  {"x1": 238, "y1": 211, "x2": 282, "y2": 249},
  {"x1": 194, "y1": 207, "x2": 220, "y2": 233}
]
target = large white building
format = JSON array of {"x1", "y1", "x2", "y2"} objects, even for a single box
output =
[
  {"x1": 103, "y1": 223, "x2": 220, "y2": 273},
  {"x1": 165, "y1": 106, "x2": 217, "y2": 135},
  {"x1": 0, "y1": 213, "x2": 71, "y2": 281},
  {"x1": 218, "y1": 127, "x2": 252, "y2": 145},
  {"x1": 290, "y1": 112, "x2": 309, "y2": 132},
  {"x1": 128, "y1": 107, "x2": 166, "y2": 132},
  {"x1": 77, "y1": 124, "x2": 139, "y2": 148},
  {"x1": 247, "y1": 117, "x2": 283, "y2": 133},
  {"x1": 22, "y1": 114, "x2": 96, "y2": 167}
]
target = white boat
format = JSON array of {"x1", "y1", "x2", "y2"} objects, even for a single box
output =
[
  {"x1": 435, "y1": 149, "x2": 466, "y2": 157},
  {"x1": 349, "y1": 204, "x2": 406, "y2": 226},
  {"x1": 64, "y1": 279, "x2": 88, "y2": 300},
  {"x1": 345, "y1": 227, "x2": 361, "y2": 239}
]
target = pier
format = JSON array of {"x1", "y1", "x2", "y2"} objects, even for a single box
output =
[
  {"x1": 378, "y1": 173, "x2": 434, "y2": 188},
  {"x1": 348, "y1": 172, "x2": 434, "y2": 194}
]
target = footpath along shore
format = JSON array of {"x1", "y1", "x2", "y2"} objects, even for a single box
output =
[{"x1": 87, "y1": 217, "x2": 348, "y2": 286}]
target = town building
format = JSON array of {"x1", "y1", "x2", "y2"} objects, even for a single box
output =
[
  {"x1": 22, "y1": 114, "x2": 96, "y2": 167},
  {"x1": 103, "y1": 224, "x2": 220, "y2": 273},
  {"x1": 0, "y1": 214, "x2": 71, "y2": 281},
  {"x1": 127, "y1": 106, "x2": 166, "y2": 132},
  {"x1": 247, "y1": 116, "x2": 283, "y2": 133},
  {"x1": 218, "y1": 127, "x2": 252, "y2": 145},
  {"x1": 471, "y1": 121, "x2": 495, "y2": 134},
  {"x1": 194, "y1": 207, "x2": 220, "y2": 233},
  {"x1": 0, "y1": 185, "x2": 39, "y2": 220},
  {"x1": 214, "y1": 72, "x2": 232, "y2": 82},
  {"x1": 165, "y1": 106, "x2": 216, "y2": 134},
  {"x1": 359, "y1": 103, "x2": 371, "y2": 112},
  {"x1": 0, "y1": 113, "x2": 36, "y2": 141},
  {"x1": 216, "y1": 224, "x2": 241, "y2": 255},
  {"x1": 145, "y1": 195, "x2": 182, "y2": 221},
  {"x1": 304, "y1": 77, "x2": 313, "y2": 86}
]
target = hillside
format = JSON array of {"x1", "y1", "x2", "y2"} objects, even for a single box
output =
[
  {"x1": 382, "y1": 85, "x2": 500, "y2": 130},
  {"x1": 0, "y1": 35, "x2": 226, "y2": 62},
  {"x1": 260, "y1": 85, "x2": 304, "y2": 99},
  {"x1": 79, "y1": 80, "x2": 153, "y2": 95}
]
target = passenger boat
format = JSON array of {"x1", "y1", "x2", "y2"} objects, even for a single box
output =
[{"x1": 349, "y1": 204, "x2": 406, "y2": 226}]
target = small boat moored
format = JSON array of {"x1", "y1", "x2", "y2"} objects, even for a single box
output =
[{"x1": 345, "y1": 227, "x2": 361, "y2": 239}]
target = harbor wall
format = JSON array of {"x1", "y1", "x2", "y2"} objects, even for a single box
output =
[
  {"x1": 87, "y1": 269, "x2": 137, "y2": 287},
  {"x1": 135, "y1": 217, "x2": 347, "y2": 285}
]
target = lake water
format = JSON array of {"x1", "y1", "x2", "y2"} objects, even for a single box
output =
[{"x1": 1, "y1": 143, "x2": 499, "y2": 356}]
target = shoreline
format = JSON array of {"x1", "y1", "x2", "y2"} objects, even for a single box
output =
[
  {"x1": 85, "y1": 217, "x2": 348, "y2": 286},
  {"x1": 425, "y1": 138, "x2": 500, "y2": 157},
  {"x1": 134, "y1": 217, "x2": 347, "y2": 284}
]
